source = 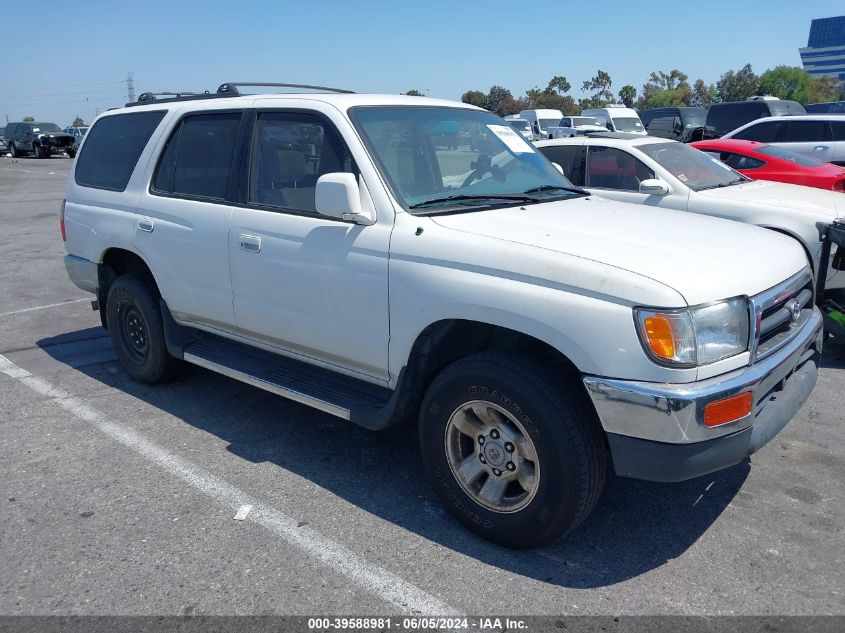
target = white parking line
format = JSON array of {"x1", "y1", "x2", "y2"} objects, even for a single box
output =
[
  {"x1": 0, "y1": 353, "x2": 458, "y2": 616},
  {"x1": 0, "y1": 298, "x2": 89, "y2": 317}
]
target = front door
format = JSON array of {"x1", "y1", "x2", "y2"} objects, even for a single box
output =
[{"x1": 228, "y1": 110, "x2": 391, "y2": 382}]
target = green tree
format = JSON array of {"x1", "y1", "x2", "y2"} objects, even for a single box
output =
[
  {"x1": 23, "y1": 116, "x2": 34, "y2": 122},
  {"x1": 808, "y1": 75, "x2": 840, "y2": 104},
  {"x1": 524, "y1": 76, "x2": 577, "y2": 114},
  {"x1": 618, "y1": 85, "x2": 636, "y2": 108},
  {"x1": 547, "y1": 75, "x2": 571, "y2": 95},
  {"x1": 403, "y1": 89, "x2": 425, "y2": 96},
  {"x1": 757, "y1": 66, "x2": 813, "y2": 102},
  {"x1": 581, "y1": 70, "x2": 614, "y2": 107},
  {"x1": 486, "y1": 85, "x2": 521, "y2": 116},
  {"x1": 461, "y1": 90, "x2": 488, "y2": 109},
  {"x1": 72, "y1": 116, "x2": 85, "y2": 127},
  {"x1": 691, "y1": 79, "x2": 718, "y2": 107},
  {"x1": 716, "y1": 64, "x2": 759, "y2": 102},
  {"x1": 636, "y1": 70, "x2": 692, "y2": 111}
]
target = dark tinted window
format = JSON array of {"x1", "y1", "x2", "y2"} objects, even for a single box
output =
[
  {"x1": 832, "y1": 120, "x2": 845, "y2": 141},
  {"x1": 706, "y1": 102, "x2": 767, "y2": 137},
  {"x1": 75, "y1": 111, "x2": 165, "y2": 191},
  {"x1": 719, "y1": 152, "x2": 765, "y2": 170},
  {"x1": 585, "y1": 146, "x2": 654, "y2": 191},
  {"x1": 539, "y1": 145, "x2": 584, "y2": 185},
  {"x1": 248, "y1": 112, "x2": 355, "y2": 213},
  {"x1": 732, "y1": 120, "x2": 784, "y2": 142},
  {"x1": 767, "y1": 100, "x2": 805, "y2": 116},
  {"x1": 153, "y1": 112, "x2": 241, "y2": 200},
  {"x1": 644, "y1": 111, "x2": 678, "y2": 139},
  {"x1": 782, "y1": 120, "x2": 831, "y2": 142}
]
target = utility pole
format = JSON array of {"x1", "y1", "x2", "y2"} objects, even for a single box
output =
[{"x1": 126, "y1": 72, "x2": 135, "y2": 103}]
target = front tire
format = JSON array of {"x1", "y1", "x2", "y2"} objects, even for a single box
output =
[
  {"x1": 419, "y1": 353, "x2": 608, "y2": 548},
  {"x1": 33, "y1": 143, "x2": 45, "y2": 159},
  {"x1": 106, "y1": 275, "x2": 175, "y2": 384},
  {"x1": 9, "y1": 143, "x2": 18, "y2": 158}
]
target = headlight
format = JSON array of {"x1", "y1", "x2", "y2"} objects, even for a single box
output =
[{"x1": 635, "y1": 298, "x2": 749, "y2": 367}]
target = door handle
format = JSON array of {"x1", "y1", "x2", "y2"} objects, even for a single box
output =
[
  {"x1": 239, "y1": 234, "x2": 261, "y2": 253},
  {"x1": 137, "y1": 217, "x2": 155, "y2": 232},
  {"x1": 813, "y1": 145, "x2": 829, "y2": 151}
]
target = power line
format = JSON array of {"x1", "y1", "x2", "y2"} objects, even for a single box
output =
[
  {"x1": 0, "y1": 96, "x2": 122, "y2": 108},
  {"x1": 0, "y1": 89, "x2": 122, "y2": 100},
  {"x1": 3, "y1": 80, "x2": 126, "y2": 91}
]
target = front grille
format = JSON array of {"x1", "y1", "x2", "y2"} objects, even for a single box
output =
[{"x1": 750, "y1": 268, "x2": 814, "y2": 362}]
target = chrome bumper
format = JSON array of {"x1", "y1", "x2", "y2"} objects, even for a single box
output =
[
  {"x1": 64, "y1": 254, "x2": 98, "y2": 294},
  {"x1": 583, "y1": 307, "x2": 824, "y2": 445}
]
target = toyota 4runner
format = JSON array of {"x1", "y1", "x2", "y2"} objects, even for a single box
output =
[{"x1": 61, "y1": 83, "x2": 824, "y2": 548}]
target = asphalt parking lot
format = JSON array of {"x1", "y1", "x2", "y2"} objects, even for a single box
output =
[{"x1": 0, "y1": 156, "x2": 843, "y2": 618}]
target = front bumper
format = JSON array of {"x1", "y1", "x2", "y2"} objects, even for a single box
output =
[{"x1": 583, "y1": 307, "x2": 823, "y2": 482}]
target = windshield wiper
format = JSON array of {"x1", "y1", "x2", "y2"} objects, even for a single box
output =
[
  {"x1": 523, "y1": 184, "x2": 588, "y2": 197},
  {"x1": 697, "y1": 178, "x2": 746, "y2": 191},
  {"x1": 408, "y1": 194, "x2": 540, "y2": 210}
]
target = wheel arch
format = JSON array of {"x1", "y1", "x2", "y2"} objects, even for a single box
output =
[
  {"x1": 97, "y1": 247, "x2": 160, "y2": 327},
  {"x1": 389, "y1": 318, "x2": 589, "y2": 427}
]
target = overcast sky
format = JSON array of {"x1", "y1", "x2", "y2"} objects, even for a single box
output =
[{"x1": 1, "y1": 0, "x2": 842, "y2": 127}]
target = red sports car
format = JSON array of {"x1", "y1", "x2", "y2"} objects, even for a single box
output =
[{"x1": 691, "y1": 139, "x2": 845, "y2": 192}]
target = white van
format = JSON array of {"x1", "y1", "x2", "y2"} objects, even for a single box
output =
[
  {"x1": 518, "y1": 109, "x2": 564, "y2": 140},
  {"x1": 503, "y1": 115, "x2": 533, "y2": 140},
  {"x1": 580, "y1": 105, "x2": 646, "y2": 135}
]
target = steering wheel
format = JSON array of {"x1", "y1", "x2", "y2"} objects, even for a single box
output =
[{"x1": 461, "y1": 155, "x2": 506, "y2": 188}]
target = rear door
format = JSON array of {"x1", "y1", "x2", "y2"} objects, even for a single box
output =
[
  {"x1": 134, "y1": 109, "x2": 245, "y2": 329},
  {"x1": 776, "y1": 120, "x2": 834, "y2": 163}
]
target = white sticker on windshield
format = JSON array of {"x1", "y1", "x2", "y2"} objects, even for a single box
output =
[{"x1": 487, "y1": 124, "x2": 535, "y2": 154}]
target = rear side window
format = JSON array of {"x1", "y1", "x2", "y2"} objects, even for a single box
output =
[
  {"x1": 832, "y1": 121, "x2": 845, "y2": 141},
  {"x1": 719, "y1": 152, "x2": 765, "y2": 170},
  {"x1": 153, "y1": 112, "x2": 242, "y2": 200},
  {"x1": 782, "y1": 120, "x2": 832, "y2": 142},
  {"x1": 539, "y1": 145, "x2": 584, "y2": 185},
  {"x1": 732, "y1": 120, "x2": 784, "y2": 143},
  {"x1": 75, "y1": 111, "x2": 165, "y2": 191}
]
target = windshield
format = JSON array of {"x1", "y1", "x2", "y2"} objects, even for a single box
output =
[
  {"x1": 612, "y1": 117, "x2": 644, "y2": 132},
  {"x1": 350, "y1": 106, "x2": 579, "y2": 213},
  {"x1": 756, "y1": 144, "x2": 825, "y2": 167},
  {"x1": 508, "y1": 120, "x2": 530, "y2": 132},
  {"x1": 573, "y1": 117, "x2": 602, "y2": 127},
  {"x1": 539, "y1": 118, "x2": 561, "y2": 130},
  {"x1": 681, "y1": 111, "x2": 706, "y2": 127},
  {"x1": 638, "y1": 142, "x2": 747, "y2": 191},
  {"x1": 32, "y1": 123, "x2": 61, "y2": 132}
]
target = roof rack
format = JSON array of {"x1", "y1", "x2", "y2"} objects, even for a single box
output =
[
  {"x1": 216, "y1": 82, "x2": 354, "y2": 95},
  {"x1": 126, "y1": 82, "x2": 355, "y2": 108}
]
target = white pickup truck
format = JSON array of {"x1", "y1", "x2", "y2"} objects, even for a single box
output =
[{"x1": 62, "y1": 83, "x2": 823, "y2": 548}]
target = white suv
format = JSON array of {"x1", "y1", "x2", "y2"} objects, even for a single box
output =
[
  {"x1": 62, "y1": 83, "x2": 823, "y2": 548},
  {"x1": 725, "y1": 115, "x2": 845, "y2": 166}
]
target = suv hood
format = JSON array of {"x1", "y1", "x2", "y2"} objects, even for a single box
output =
[
  {"x1": 697, "y1": 179, "x2": 844, "y2": 219},
  {"x1": 430, "y1": 195, "x2": 808, "y2": 306}
]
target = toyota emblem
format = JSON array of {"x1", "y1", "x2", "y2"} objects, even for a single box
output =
[{"x1": 788, "y1": 300, "x2": 802, "y2": 323}]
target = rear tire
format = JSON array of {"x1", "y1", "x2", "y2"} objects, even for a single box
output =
[
  {"x1": 419, "y1": 352, "x2": 608, "y2": 548},
  {"x1": 106, "y1": 274, "x2": 175, "y2": 384}
]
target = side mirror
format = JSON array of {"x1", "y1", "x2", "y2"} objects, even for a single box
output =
[
  {"x1": 552, "y1": 162, "x2": 564, "y2": 175},
  {"x1": 639, "y1": 178, "x2": 669, "y2": 195},
  {"x1": 315, "y1": 173, "x2": 375, "y2": 225}
]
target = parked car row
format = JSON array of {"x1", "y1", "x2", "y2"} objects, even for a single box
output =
[{"x1": 59, "y1": 83, "x2": 838, "y2": 548}]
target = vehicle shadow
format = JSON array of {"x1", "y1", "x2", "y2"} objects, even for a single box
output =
[
  {"x1": 38, "y1": 327, "x2": 750, "y2": 589},
  {"x1": 821, "y1": 336, "x2": 845, "y2": 369}
]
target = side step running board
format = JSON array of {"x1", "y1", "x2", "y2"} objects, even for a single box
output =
[{"x1": 182, "y1": 334, "x2": 393, "y2": 423}]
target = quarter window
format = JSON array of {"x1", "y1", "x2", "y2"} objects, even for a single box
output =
[
  {"x1": 585, "y1": 146, "x2": 654, "y2": 191},
  {"x1": 248, "y1": 112, "x2": 355, "y2": 213},
  {"x1": 832, "y1": 120, "x2": 845, "y2": 141},
  {"x1": 539, "y1": 145, "x2": 584, "y2": 185},
  {"x1": 75, "y1": 111, "x2": 165, "y2": 191}
]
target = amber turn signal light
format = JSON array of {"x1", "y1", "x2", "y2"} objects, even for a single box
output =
[{"x1": 704, "y1": 392, "x2": 753, "y2": 428}]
